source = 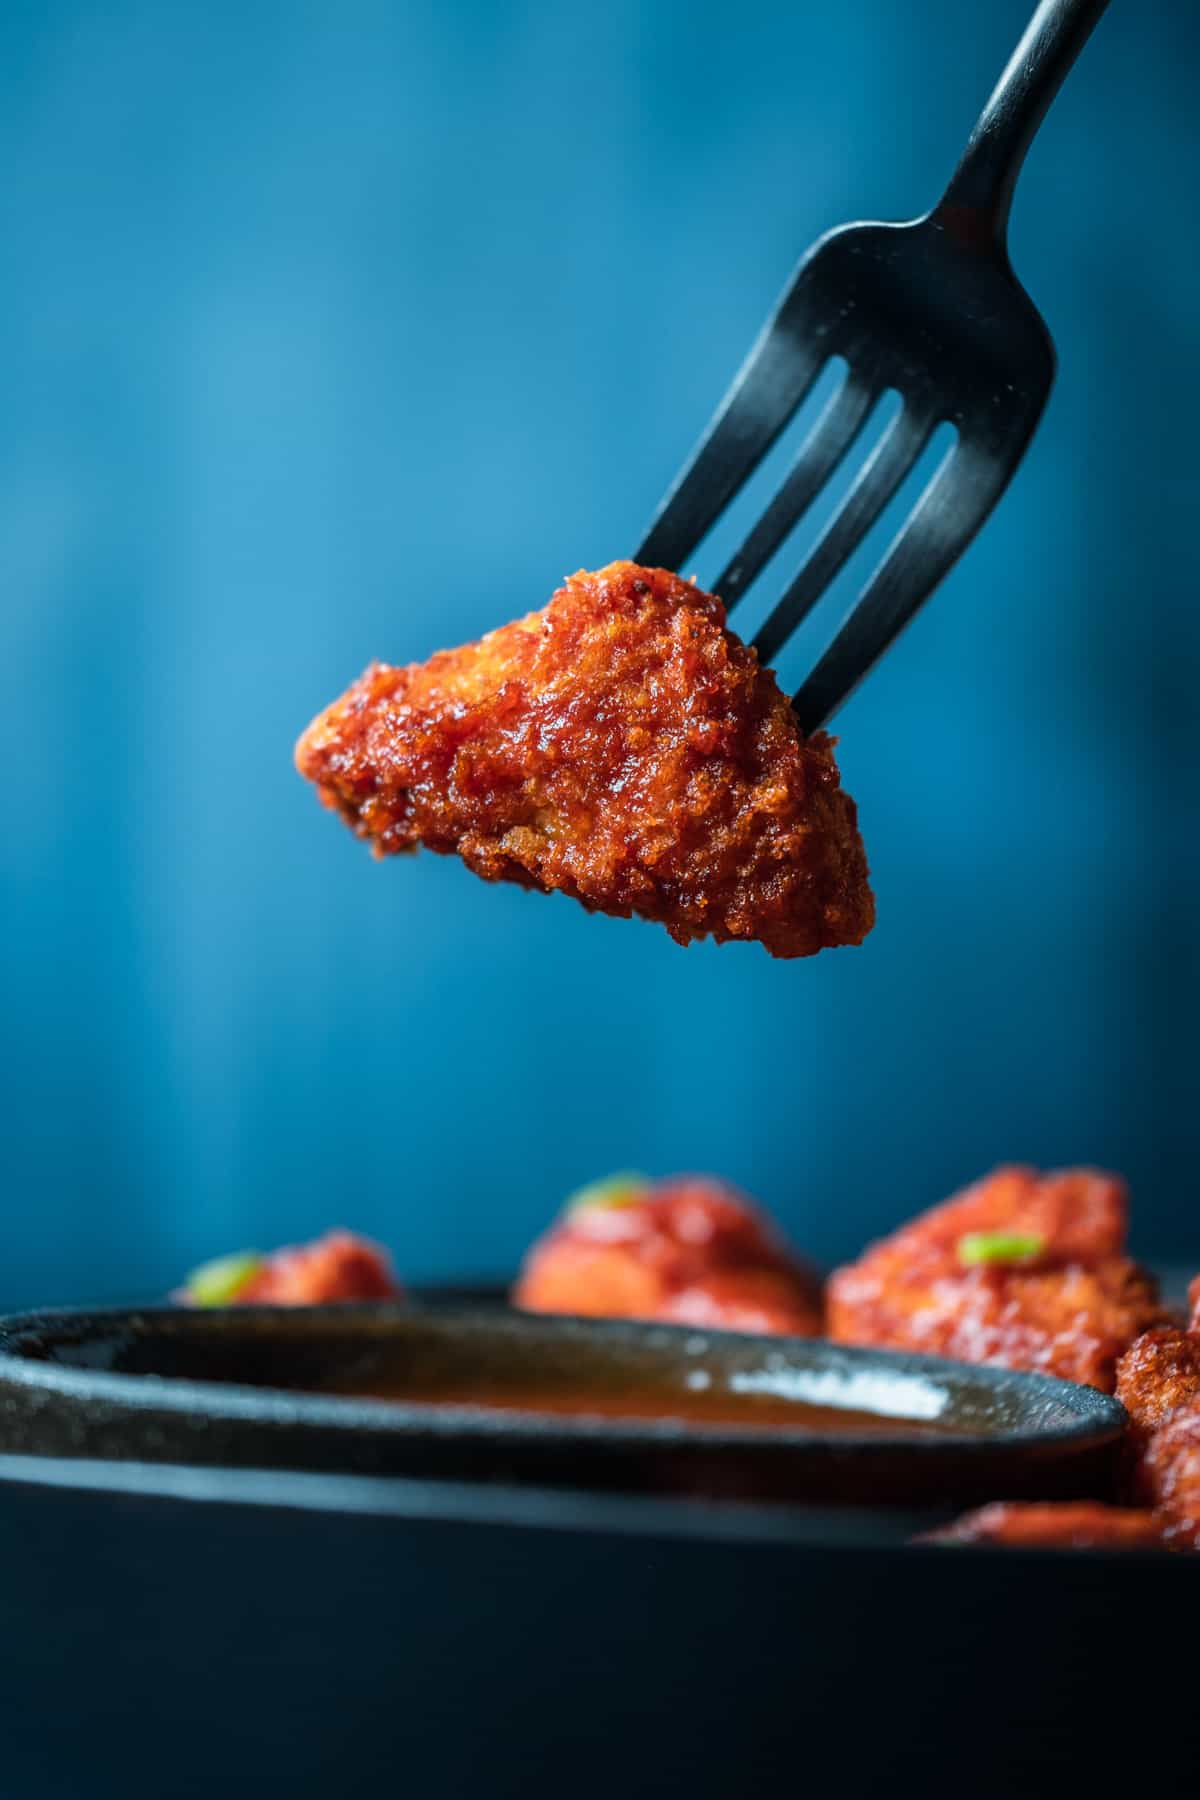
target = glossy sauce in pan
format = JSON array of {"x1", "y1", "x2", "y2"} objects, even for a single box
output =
[{"x1": 324, "y1": 1376, "x2": 965, "y2": 1435}]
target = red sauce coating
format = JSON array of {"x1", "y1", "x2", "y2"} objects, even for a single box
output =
[
  {"x1": 295, "y1": 562, "x2": 873, "y2": 958},
  {"x1": 826, "y1": 1166, "x2": 1168, "y2": 1392},
  {"x1": 1140, "y1": 1399, "x2": 1200, "y2": 1548},
  {"x1": 1114, "y1": 1296, "x2": 1200, "y2": 1528},
  {"x1": 513, "y1": 1176, "x2": 821, "y2": 1336},
  {"x1": 923, "y1": 1502, "x2": 1175, "y2": 1552},
  {"x1": 1115, "y1": 1327, "x2": 1200, "y2": 1450},
  {"x1": 240, "y1": 1230, "x2": 401, "y2": 1305}
]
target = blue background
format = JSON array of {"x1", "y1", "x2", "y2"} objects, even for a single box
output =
[{"x1": 2, "y1": 0, "x2": 1197, "y2": 1307}]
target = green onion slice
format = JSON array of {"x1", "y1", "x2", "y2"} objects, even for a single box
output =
[
  {"x1": 183, "y1": 1250, "x2": 265, "y2": 1306},
  {"x1": 957, "y1": 1231, "x2": 1045, "y2": 1268},
  {"x1": 565, "y1": 1171, "x2": 649, "y2": 1217}
]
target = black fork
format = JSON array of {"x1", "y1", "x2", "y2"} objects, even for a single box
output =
[{"x1": 635, "y1": 0, "x2": 1110, "y2": 732}]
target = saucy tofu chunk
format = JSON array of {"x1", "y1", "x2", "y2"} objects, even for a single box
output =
[
  {"x1": 295, "y1": 563, "x2": 873, "y2": 958},
  {"x1": 180, "y1": 1229, "x2": 401, "y2": 1307},
  {"x1": 1114, "y1": 1301, "x2": 1200, "y2": 1541},
  {"x1": 923, "y1": 1502, "x2": 1174, "y2": 1552},
  {"x1": 1140, "y1": 1401, "x2": 1200, "y2": 1548},
  {"x1": 1115, "y1": 1327, "x2": 1200, "y2": 1451},
  {"x1": 826, "y1": 1166, "x2": 1168, "y2": 1391},
  {"x1": 513, "y1": 1174, "x2": 821, "y2": 1336}
]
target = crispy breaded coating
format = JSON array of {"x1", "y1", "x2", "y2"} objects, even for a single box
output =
[
  {"x1": 295, "y1": 563, "x2": 873, "y2": 957},
  {"x1": 1115, "y1": 1327, "x2": 1200, "y2": 1451},
  {"x1": 826, "y1": 1166, "x2": 1168, "y2": 1391},
  {"x1": 241, "y1": 1230, "x2": 400, "y2": 1305},
  {"x1": 922, "y1": 1501, "x2": 1175, "y2": 1552},
  {"x1": 179, "y1": 1230, "x2": 401, "y2": 1307},
  {"x1": 1140, "y1": 1400, "x2": 1200, "y2": 1548},
  {"x1": 1190, "y1": 1273, "x2": 1200, "y2": 1331},
  {"x1": 513, "y1": 1175, "x2": 821, "y2": 1336},
  {"x1": 655, "y1": 1267, "x2": 824, "y2": 1334},
  {"x1": 1114, "y1": 1295, "x2": 1200, "y2": 1507},
  {"x1": 839, "y1": 1165, "x2": 1129, "y2": 1267}
]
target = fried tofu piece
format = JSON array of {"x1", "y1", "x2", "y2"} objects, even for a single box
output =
[
  {"x1": 295, "y1": 563, "x2": 873, "y2": 958},
  {"x1": 513, "y1": 1174, "x2": 821, "y2": 1336},
  {"x1": 180, "y1": 1230, "x2": 401, "y2": 1307},
  {"x1": 826, "y1": 1166, "x2": 1168, "y2": 1391},
  {"x1": 1141, "y1": 1400, "x2": 1200, "y2": 1548},
  {"x1": 655, "y1": 1267, "x2": 825, "y2": 1335},
  {"x1": 1115, "y1": 1327, "x2": 1200, "y2": 1452},
  {"x1": 928, "y1": 1305, "x2": 1200, "y2": 1545},
  {"x1": 922, "y1": 1502, "x2": 1175, "y2": 1552},
  {"x1": 241, "y1": 1230, "x2": 400, "y2": 1305},
  {"x1": 1114, "y1": 1299, "x2": 1200, "y2": 1505}
]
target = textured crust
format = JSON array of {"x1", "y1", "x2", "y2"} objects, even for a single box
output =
[
  {"x1": 512, "y1": 1177, "x2": 821, "y2": 1335},
  {"x1": 1115, "y1": 1327, "x2": 1200, "y2": 1450},
  {"x1": 922, "y1": 1502, "x2": 1174, "y2": 1552},
  {"x1": 295, "y1": 563, "x2": 873, "y2": 957},
  {"x1": 1115, "y1": 1297, "x2": 1200, "y2": 1521},
  {"x1": 1141, "y1": 1400, "x2": 1200, "y2": 1547},
  {"x1": 826, "y1": 1166, "x2": 1168, "y2": 1391}
]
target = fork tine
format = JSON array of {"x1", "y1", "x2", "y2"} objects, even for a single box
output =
[
  {"x1": 752, "y1": 403, "x2": 936, "y2": 667},
  {"x1": 791, "y1": 439, "x2": 1011, "y2": 732},
  {"x1": 634, "y1": 333, "x2": 823, "y2": 573},
  {"x1": 713, "y1": 369, "x2": 877, "y2": 611}
]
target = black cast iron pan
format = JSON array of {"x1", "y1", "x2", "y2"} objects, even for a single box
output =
[
  {"x1": 0, "y1": 1300, "x2": 1127, "y2": 1508},
  {"x1": 0, "y1": 1300, "x2": 1196, "y2": 1799}
]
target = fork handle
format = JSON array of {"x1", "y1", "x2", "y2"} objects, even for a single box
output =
[{"x1": 936, "y1": 0, "x2": 1110, "y2": 242}]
